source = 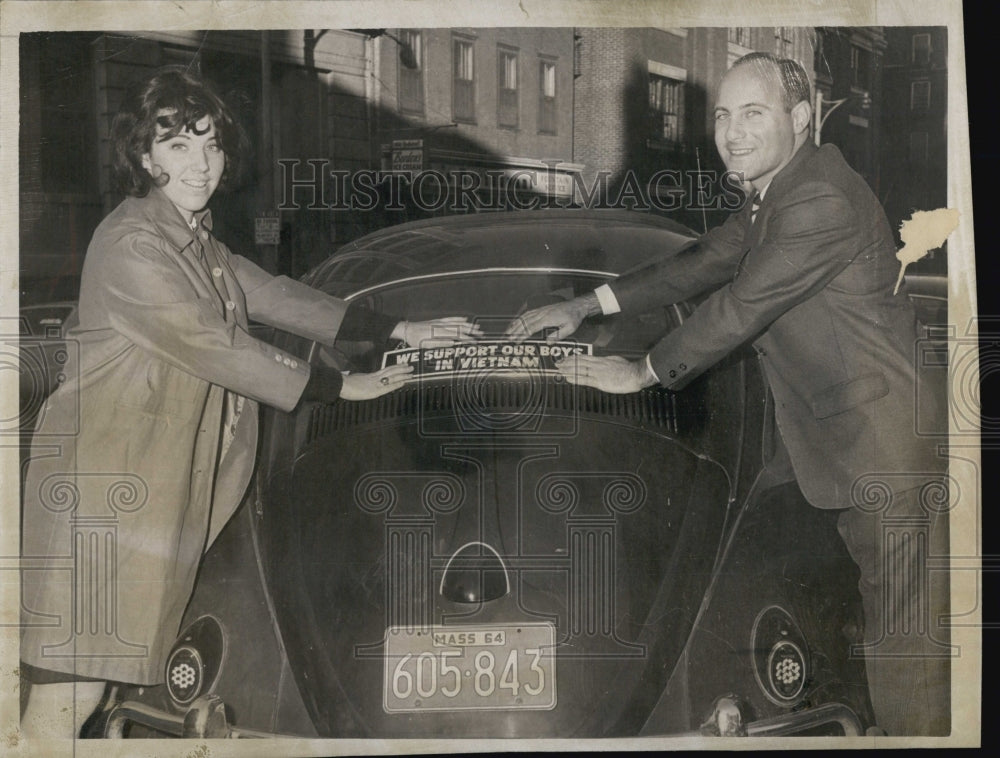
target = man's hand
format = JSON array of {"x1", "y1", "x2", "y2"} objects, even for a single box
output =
[
  {"x1": 504, "y1": 294, "x2": 600, "y2": 343},
  {"x1": 394, "y1": 317, "x2": 483, "y2": 348},
  {"x1": 340, "y1": 364, "x2": 415, "y2": 400},
  {"x1": 554, "y1": 354, "x2": 658, "y2": 394}
]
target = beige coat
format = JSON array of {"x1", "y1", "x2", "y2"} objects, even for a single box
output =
[{"x1": 21, "y1": 188, "x2": 347, "y2": 684}]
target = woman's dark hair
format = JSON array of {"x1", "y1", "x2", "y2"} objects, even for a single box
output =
[{"x1": 111, "y1": 67, "x2": 250, "y2": 197}]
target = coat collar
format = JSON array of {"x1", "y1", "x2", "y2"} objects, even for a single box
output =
[
  {"x1": 759, "y1": 140, "x2": 820, "y2": 206},
  {"x1": 132, "y1": 186, "x2": 214, "y2": 253}
]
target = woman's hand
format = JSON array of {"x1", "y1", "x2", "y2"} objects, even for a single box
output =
[
  {"x1": 392, "y1": 317, "x2": 482, "y2": 348},
  {"x1": 340, "y1": 364, "x2": 415, "y2": 401}
]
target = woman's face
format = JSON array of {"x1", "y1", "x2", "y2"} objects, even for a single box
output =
[{"x1": 141, "y1": 112, "x2": 225, "y2": 223}]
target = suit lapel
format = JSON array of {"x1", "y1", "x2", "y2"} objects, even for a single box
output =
[
  {"x1": 756, "y1": 141, "x2": 819, "y2": 214},
  {"x1": 742, "y1": 141, "x2": 819, "y2": 250}
]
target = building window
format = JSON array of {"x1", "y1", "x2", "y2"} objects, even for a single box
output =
[
  {"x1": 498, "y1": 47, "x2": 518, "y2": 128},
  {"x1": 912, "y1": 33, "x2": 931, "y2": 65},
  {"x1": 774, "y1": 27, "x2": 793, "y2": 58},
  {"x1": 850, "y1": 45, "x2": 872, "y2": 89},
  {"x1": 649, "y1": 74, "x2": 685, "y2": 144},
  {"x1": 398, "y1": 30, "x2": 424, "y2": 114},
  {"x1": 539, "y1": 59, "x2": 557, "y2": 134},
  {"x1": 453, "y1": 38, "x2": 476, "y2": 123},
  {"x1": 728, "y1": 27, "x2": 751, "y2": 47},
  {"x1": 813, "y1": 29, "x2": 827, "y2": 76},
  {"x1": 909, "y1": 131, "x2": 929, "y2": 164},
  {"x1": 910, "y1": 80, "x2": 931, "y2": 110}
]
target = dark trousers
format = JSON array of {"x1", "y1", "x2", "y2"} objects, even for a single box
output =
[
  {"x1": 762, "y1": 425, "x2": 951, "y2": 736},
  {"x1": 836, "y1": 483, "x2": 952, "y2": 735}
]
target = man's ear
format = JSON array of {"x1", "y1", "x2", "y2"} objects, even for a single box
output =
[{"x1": 791, "y1": 100, "x2": 811, "y2": 135}]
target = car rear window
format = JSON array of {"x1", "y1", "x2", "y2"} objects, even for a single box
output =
[{"x1": 310, "y1": 271, "x2": 680, "y2": 374}]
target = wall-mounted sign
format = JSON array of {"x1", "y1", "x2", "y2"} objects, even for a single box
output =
[
  {"x1": 255, "y1": 210, "x2": 281, "y2": 245},
  {"x1": 392, "y1": 139, "x2": 424, "y2": 172}
]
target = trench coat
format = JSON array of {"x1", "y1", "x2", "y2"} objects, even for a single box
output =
[
  {"x1": 21, "y1": 187, "x2": 350, "y2": 684},
  {"x1": 609, "y1": 142, "x2": 942, "y2": 510}
]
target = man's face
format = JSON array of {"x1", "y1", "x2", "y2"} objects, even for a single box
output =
[{"x1": 713, "y1": 63, "x2": 801, "y2": 192}]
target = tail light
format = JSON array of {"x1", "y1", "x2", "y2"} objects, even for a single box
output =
[
  {"x1": 751, "y1": 605, "x2": 809, "y2": 706},
  {"x1": 165, "y1": 616, "x2": 225, "y2": 706}
]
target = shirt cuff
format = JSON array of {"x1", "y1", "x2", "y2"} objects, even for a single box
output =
[
  {"x1": 645, "y1": 354, "x2": 661, "y2": 384},
  {"x1": 594, "y1": 284, "x2": 621, "y2": 315}
]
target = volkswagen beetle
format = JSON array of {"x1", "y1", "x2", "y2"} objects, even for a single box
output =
[{"x1": 81, "y1": 209, "x2": 905, "y2": 738}]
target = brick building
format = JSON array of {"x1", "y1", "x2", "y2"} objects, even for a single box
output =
[
  {"x1": 571, "y1": 26, "x2": 816, "y2": 231},
  {"x1": 19, "y1": 28, "x2": 579, "y2": 290},
  {"x1": 879, "y1": 26, "x2": 948, "y2": 273},
  {"x1": 812, "y1": 27, "x2": 885, "y2": 190},
  {"x1": 370, "y1": 27, "x2": 579, "y2": 223},
  {"x1": 20, "y1": 30, "x2": 381, "y2": 285},
  {"x1": 23, "y1": 27, "x2": 917, "y2": 293}
]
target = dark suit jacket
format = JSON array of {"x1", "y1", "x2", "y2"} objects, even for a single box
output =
[{"x1": 609, "y1": 142, "x2": 940, "y2": 510}]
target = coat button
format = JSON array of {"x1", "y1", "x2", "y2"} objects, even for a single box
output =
[
  {"x1": 275, "y1": 354, "x2": 283, "y2": 362},
  {"x1": 668, "y1": 370, "x2": 677, "y2": 378},
  {"x1": 679, "y1": 363, "x2": 687, "y2": 371},
  {"x1": 212, "y1": 267, "x2": 223, "y2": 277},
  {"x1": 290, "y1": 360, "x2": 298, "y2": 369},
  {"x1": 283, "y1": 358, "x2": 291, "y2": 366},
  {"x1": 225, "y1": 301, "x2": 235, "y2": 310}
]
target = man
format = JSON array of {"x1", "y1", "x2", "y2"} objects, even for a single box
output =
[{"x1": 506, "y1": 52, "x2": 949, "y2": 736}]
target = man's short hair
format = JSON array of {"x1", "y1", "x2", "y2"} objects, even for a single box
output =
[{"x1": 731, "y1": 52, "x2": 812, "y2": 111}]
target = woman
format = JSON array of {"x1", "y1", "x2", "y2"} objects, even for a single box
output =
[{"x1": 19, "y1": 68, "x2": 478, "y2": 737}]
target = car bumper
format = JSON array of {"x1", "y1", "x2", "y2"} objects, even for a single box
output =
[
  {"x1": 105, "y1": 694, "x2": 864, "y2": 739},
  {"x1": 104, "y1": 695, "x2": 300, "y2": 739}
]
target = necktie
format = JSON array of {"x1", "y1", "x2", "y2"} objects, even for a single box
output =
[{"x1": 750, "y1": 193, "x2": 761, "y2": 225}]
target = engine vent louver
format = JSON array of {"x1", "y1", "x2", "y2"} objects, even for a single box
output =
[{"x1": 305, "y1": 380, "x2": 678, "y2": 443}]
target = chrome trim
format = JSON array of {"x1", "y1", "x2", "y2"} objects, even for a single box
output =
[
  {"x1": 106, "y1": 702, "x2": 186, "y2": 738},
  {"x1": 438, "y1": 540, "x2": 511, "y2": 597},
  {"x1": 344, "y1": 267, "x2": 619, "y2": 300},
  {"x1": 104, "y1": 697, "x2": 309, "y2": 739},
  {"x1": 667, "y1": 702, "x2": 865, "y2": 738},
  {"x1": 744, "y1": 703, "x2": 864, "y2": 737}
]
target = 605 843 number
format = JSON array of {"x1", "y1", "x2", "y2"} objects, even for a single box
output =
[
  {"x1": 383, "y1": 624, "x2": 556, "y2": 712},
  {"x1": 391, "y1": 648, "x2": 547, "y2": 700}
]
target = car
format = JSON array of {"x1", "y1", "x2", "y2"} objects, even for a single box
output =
[{"x1": 27, "y1": 210, "x2": 947, "y2": 739}]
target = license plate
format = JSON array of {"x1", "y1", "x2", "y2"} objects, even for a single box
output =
[{"x1": 383, "y1": 623, "x2": 556, "y2": 713}]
